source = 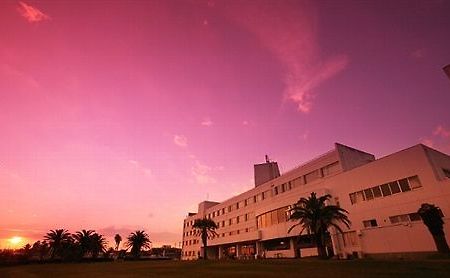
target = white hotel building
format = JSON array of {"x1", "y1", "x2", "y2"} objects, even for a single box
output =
[{"x1": 181, "y1": 143, "x2": 450, "y2": 259}]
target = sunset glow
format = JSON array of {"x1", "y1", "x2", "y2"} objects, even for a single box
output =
[
  {"x1": 0, "y1": 0, "x2": 449, "y2": 248},
  {"x1": 8, "y1": 236, "x2": 23, "y2": 246}
]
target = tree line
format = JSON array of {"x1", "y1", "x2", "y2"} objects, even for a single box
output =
[{"x1": 0, "y1": 230, "x2": 151, "y2": 265}]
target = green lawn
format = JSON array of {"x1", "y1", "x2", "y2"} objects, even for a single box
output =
[{"x1": 1, "y1": 259, "x2": 450, "y2": 278}]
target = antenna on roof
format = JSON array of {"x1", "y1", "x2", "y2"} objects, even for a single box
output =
[{"x1": 265, "y1": 154, "x2": 270, "y2": 163}]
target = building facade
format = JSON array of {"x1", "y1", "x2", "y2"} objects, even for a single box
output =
[{"x1": 181, "y1": 143, "x2": 450, "y2": 259}]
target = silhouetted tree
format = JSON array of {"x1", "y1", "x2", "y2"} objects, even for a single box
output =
[
  {"x1": 125, "y1": 230, "x2": 151, "y2": 258},
  {"x1": 44, "y1": 229, "x2": 72, "y2": 259},
  {"x1": 114, "y1": 234, "x2": 122, "y2": 251},
  {"x1": 20, "y1": 244, "x2": 32, "y2": 261},
  {"x1": 288, "y1": 192, "x2": 351, "y2": 259},
  {"x1": 73, "y1": 229, "x2": 95, "y2": 258},
  {"x1": 90, "y1": 233, "x2": 107, "y2": 258},
  {"x1": 192, "y1": 218, "x2": 218, "y2": 260},
  {"x1": 418, "y1": 203, "x2": 450, "y2": 253},
  {"x1": 31, "y1": 240, "x2": 49, "y2": 261}
]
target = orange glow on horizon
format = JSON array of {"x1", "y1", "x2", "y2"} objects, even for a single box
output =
[{"x1": 7, "y1": 236, "x2": 24, "y2": 248}]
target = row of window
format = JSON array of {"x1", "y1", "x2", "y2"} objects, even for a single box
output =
[
  {"x1": 362, "y1": 212, "x2": 424, "y2": 228},
  {"x1": 256, "y1": 206, "x2": 290, "y2": 229},
  {"x1": 184, "y1": 212, "x2": 255, "y2": 237},
  {"x1": 349, "y1": 176, "x2": 422, "y2": 205},
  {"x1": 190, "y1": 162, "x2": 341, "y2": 223},
  {"x1": 218, "y1": 212, "x2": 256, "y2": 228},
  {"x1": 183, "y1": 239, "x2": 199, "y2": 246},
  {"x1": 184, "y1": 227, "x2": 257, "y2": 244},
  {"x1": 183, "y1": 251, "x2": 199, "y2": 257}
]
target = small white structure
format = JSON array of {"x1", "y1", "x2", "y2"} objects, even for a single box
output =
[{"x1": 181, "y1": 143, "x2": 450, "y2": 259}]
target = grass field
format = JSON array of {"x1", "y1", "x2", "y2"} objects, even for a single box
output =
[{"x1": 1, "y1": 259, "x2": 450, "y2": 278}]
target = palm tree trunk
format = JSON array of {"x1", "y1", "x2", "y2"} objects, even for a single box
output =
[
  {"x1": 432, "y1": 234, "x2": 450, "y2": 253},
  {"x1": 202, "y1": 231, "x2": 208, "y2": 260},
  {"x1": 315, "y1": 233, "x2": 327, "y2": 259}
]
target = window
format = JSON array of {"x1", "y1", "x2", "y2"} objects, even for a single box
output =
[
  {"x1": 273, "y1": 186, "x2": 279, "y2": 196},
  {"x1": 257, "y1": 193, "x2": 264, "y2": 202},
  {"x1": 408, "y1": 176, "x2": 422, "y2": 189},
  {"x1": 380, "y1": 183, "x2": 392, "y2": 196},
  {"x1": 256, "y1": 207, "x2": 289, "y2": 228},
  {"x1": 262, "y1": 190, "x2": 270, "y2": 200},
  {"x1": 293, "y1": 176, "x2": 304, "y2": 187},
  {"x1": 398, "y1": 178, "x2": 411, "y2": 192},
  {"x1": 229, "y1": 219, "x2": 232, "y2": 225},
  {"x1": 277, "y1": 208, "x2": 287, "y2": 223},
  {"x1": 349, "y1": 193, "x2": 357, "y2": 204},
  {"x1": 221, "y1": 221, "x2": 225, "y2": 227},
  {"x1": 263, "y1": 238, "x2": 290, "y2": 251},
  {"x1": 364, "y1": 188, "x2": 374, "y2": 200},
  {"x1": 349, "y1": 175, "x2": 422, "y2": 205},
  {"x1": 222, "y1": 208, "x2": 225, "y2": 214},
  {"x1": 372, "y1": 186, "x2": 382, "y2": 197},
  {"x1": 212, "y1": 212, "x2": 215, "y2": 217},
  {"x1": 228, "y1": 206, "x2": 232, "y2": 212},
  {"x1": 236, "y1": 216, "x2": 240, "y2": 224},
  {"x1": 281, "y1": 183, "x2": 286, "y2": 193},
  {"x1": 363, "y1": 219, "x2": 378, "y2": 228},
  {"x1": 389, "y1": 181, "x2": 401, "y2": 194},
  {"x1": 305, "y1": 170, "x2": 320, "y2": 183},
  {"x1": 322, "y1": 162, "x2": 340, "y2": 176},
  {"x1": 390, "y1": 213, "x2": 422, "y2": 224},
  {"x1": 236, "y1": 203, "x2": 239, "y2": 209},
  {"x1": 271, "y1": 210, "x2": 278, "y2": 225},
  {"x1": 409, "y1": 213, "x2": 422, "y2": 221},
  {"x1": 288, "y1": 181, "x2": 292, "y2": 190},
  {"x1": 349, "y1": 191, "x2": 365, "y2": 204},
  {"x1": 253, "y1": 196, "x2": 257, "y2": 203}
]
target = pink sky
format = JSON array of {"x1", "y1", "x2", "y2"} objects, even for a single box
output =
[{"x1": 1, "y1": 0, "x2": 449, "y2": 248}]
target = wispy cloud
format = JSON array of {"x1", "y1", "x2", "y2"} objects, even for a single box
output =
[
  {"x1": 286, "y1": 55, "x2": 349, "y2": 113},
  {"x1": 0, "y1": 63, "x2": 39, "y2": 89},
  {"x1": 201, "y1": 117, "x2": 213, "y2": 126},
  {"x1": 421, "y1": 125, "x2": 450, "y2": 153},
  {"x1": 222, "y1": 1, "x2": 349, "y2": 113},
  {"x1": 411, "y1": 48, "x2": 426, "y2": 59},
  {"x1": 128, "y1": 159, "x2": 152, "y2": 177},
  {"x1": 433, "y1": 125, "x2": 450, "y2": 138},
  {"x1": 173, "y1": 135, "x2": 188, "y2": 147},
  {"x1": 17, "y1": 1, "x2": 50, "y2": 23},
  {"x1": 191, "y1": 160, "x2": 216, "y2": 185}
]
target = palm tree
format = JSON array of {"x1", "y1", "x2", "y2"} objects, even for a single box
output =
[
  {"x1": 418, "y1": 203, "x2": 450, "y2": 253},
  {"x1": 44, "y1": 229, "x2": 72, "y2": 259},
  {"x1": 73, "y1": 229, "x2": 95, "y2": 257},
  {"x1": 90, "y1": 233, "x2": 107, "y2": 258},
  {"x1": 192, "y1": 217, "x2": 218, "y2": 260},
  {"x1": 31, "y1": 240, "x2": 49, "y2": 261},
  {"x1": 114, "y1": 234, "x2": 122, "y2": 251},
  {"x1": 125, "y1": 230, "x2": 151, "y2": 258},
  {"x1": 288, "y1": 192, "x2": 351, "y2": 259}
]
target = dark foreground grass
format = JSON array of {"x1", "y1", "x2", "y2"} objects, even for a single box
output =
[{"x1": 1, "y1": 259, "x2": 450, "y2": 278}]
